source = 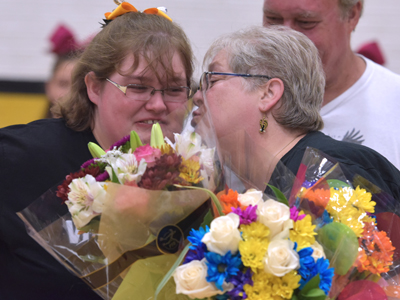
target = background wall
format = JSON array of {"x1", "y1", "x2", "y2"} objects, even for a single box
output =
[{"x1": 0, "y1": 0, "x2": 399, "y2": 126}]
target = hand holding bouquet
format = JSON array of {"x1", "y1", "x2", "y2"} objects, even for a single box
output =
[{"x1": 18, "y1": 124, "x2": 223, "y2": 300}]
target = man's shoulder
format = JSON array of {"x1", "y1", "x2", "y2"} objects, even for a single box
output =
[{"x1": 365, "y1": 57, "x2": 400, "y2": 84}]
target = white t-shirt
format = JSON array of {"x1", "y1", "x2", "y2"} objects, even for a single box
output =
[{"x1": 321, "y1": 56, "x2": 400, "y2": 169}]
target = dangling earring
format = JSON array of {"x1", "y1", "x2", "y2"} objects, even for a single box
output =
[{"x1": 259, "y1": 114, "x2": 268, "y2": 133}]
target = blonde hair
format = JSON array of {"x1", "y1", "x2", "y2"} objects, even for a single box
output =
[{"x1": 52, "y1": 12, "x2": 194, "y2": 131}]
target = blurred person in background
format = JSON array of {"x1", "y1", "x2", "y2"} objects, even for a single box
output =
[
  {"x1": 0, "y1": 4, "x2": 194, "y2": 300},
  {"x1": 45, "y1": 24, "x2": 88, "y2": 118},
  {"x1": 262, "y1": 0, "x2": 400, "y2": 169}
]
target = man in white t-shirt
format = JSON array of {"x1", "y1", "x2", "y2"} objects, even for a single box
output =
[{"x1": 262, "y1": 0, "x2": 400, "y2": 169}]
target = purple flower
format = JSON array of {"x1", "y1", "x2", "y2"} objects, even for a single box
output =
[
  {"x1": 231, "y1": 205, "x2": 257, "y2": 225},
  {"x1": 184, "y1": 243, "x2": 207, "y2": 263},
  {"x1": 109, "y1": 135, "x2": 130, "y2": 150},
  {"x1": 95, "y1": 171, "x2": 110, "y2": 182},
  {"x1": 290, "y1": 206, "x2": 306, "y2": 221},
  {"x1": 81, "y1": 158, "x2": 96, "y2": 169},
  {"x1": 226, "y1": 268, "x2": 253, "y2": 300},
  {"x1": 302, "y1": 180, "x2": 316, "y2": 189}
]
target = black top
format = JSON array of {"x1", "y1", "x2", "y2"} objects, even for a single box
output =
[
  {"x1": 280, "y1": 131, "x2": 400, "y2": 202},
  {"x1": 0, "y1": 118, "x2": 102, "y2": 300}
]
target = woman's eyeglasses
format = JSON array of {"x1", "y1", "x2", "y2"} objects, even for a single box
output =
[
  {"x1": 198, "y1": 72, "x2": 271, "y2": 91},
  {"x1": 106, "y1": 78, "x2": 193, "y2": 102}
]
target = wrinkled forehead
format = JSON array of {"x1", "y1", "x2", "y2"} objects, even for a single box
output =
[{"x1": 117, "y1": 51, "x2": 187, "y2": 84}]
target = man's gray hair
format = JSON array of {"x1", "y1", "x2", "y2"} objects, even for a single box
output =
[
  {"x1": 339, "y1": 0, "x2": 364, "y2": 18},
  {"x1": 204, "y1": 26, "x2": 325, "y2": 132}
]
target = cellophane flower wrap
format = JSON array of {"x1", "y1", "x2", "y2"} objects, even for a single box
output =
[
  {"x1": 171, "y1": 145, "x2": 400, "y2": 300},
  {"x1": 17, "y1": 117, "x2": 225, "y2": 300},
  {"x1": 286, "y1": 147, "x2": 400, "y2": 300}
]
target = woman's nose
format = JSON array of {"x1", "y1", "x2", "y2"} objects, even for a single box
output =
[
  {"x1": 192, "y1": 89, "x2": 204, "y2": 108},
  {"x1": 145, "y1": 91, "x2": 167, "y2": 113}
]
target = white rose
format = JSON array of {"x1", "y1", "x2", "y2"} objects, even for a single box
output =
[
  {"x1": 257, "y1": 199, "x2": 292, "y2": 239},
  {"x1": 201, "y1": 213, "x2": 241, "y2": 256},
  {"x1": 310, "y1": 242, "x2": 326, "y2": 262},
  {"x1": 263, "y1": 239, "x2": 300, "y2": 277},
  {"x1": 238, "y1": 189, "x2": 263, "y2": 206},
  {"x1": 173, "y1": 259, "x2": 232, "y2": 299}
]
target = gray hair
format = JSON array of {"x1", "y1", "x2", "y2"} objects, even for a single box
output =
[
  {"x1": 204, "y1": 26, "x2": 324, "y2": 132},
  {"x1": 339, "y1": 0, "x2": 364, "y2": 18}
]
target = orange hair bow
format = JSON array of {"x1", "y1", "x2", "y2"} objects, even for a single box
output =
[{"x1": 104, "y1": 1, "x2": 172, "y2": 22}]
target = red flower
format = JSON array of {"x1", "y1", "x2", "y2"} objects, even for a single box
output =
[{"x1": 56, "y1": 166, "x2": 101, "y2": 204}]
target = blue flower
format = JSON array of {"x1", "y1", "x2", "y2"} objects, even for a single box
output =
[
  {"x1": 205, "y1": 251, "x2": 242, "y2": 291},
  {"x1": 322, "y1": 210, "x2": 333, "y2": 224},
  {"x1": 187, "y1": 226, "x2": 209, "y2": 250},
  {"x1": 315, "y1": 258, "x2": 334, "y2": 295},
  {"x1": 227, "y1": 268, "x2": 253, "y2": 300},
  {"x1": 297, "y1": 247, "x2": 317, "y2": 289},
  {"x1": 315, "y1": 210, "x2": 333, "y2": 229}
]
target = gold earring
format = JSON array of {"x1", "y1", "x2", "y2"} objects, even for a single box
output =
[{"x1": 259, "y1": 115, "x2": 268, "y2": 133}]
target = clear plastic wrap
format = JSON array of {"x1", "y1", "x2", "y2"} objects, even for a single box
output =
[{"x1": 17, "y1": 102, "x2": 226, "y2": 300}]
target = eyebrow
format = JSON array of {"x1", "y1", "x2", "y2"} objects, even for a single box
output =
[
  {"x1": 123, "y1": 74, "x2": 187, "y2": 85},
  {"x1": 208, "y1": 61, "x2": 224, "y2": 72},
  {"x1": 264, "y1": 8, "x2": 318, "y2": 19}
]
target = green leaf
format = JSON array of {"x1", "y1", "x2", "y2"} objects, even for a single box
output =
[
  {"x1": 267, "y1": 184, "x2": 289, "y2": 206},
  {"x1": 199, "y1": 209, "x2": 213, "y2": 229},
  {"x1": 154, "y1": 243, "x2": 191, "y2": 300},
  {"x1": 174, "y1": 184, "x2": 224, "y2": 217},
  {"x1": 88, "y1": 142, "x2": 106, "y2": 158},
  {"x1": 300, "y1": 275, "x2": 320, "y2": 295},
  {"x1": 299, "y1": 288, "x2": 326, "y2": 300},
  {"x1": 326, "y1": 179, "x2": 350, "y2": 189},
  {"x1": 297, "y1": 276, "x2": 327, "y2": 300},
  {"x1": 130, "y1": 130, "x2": 143, "y2": 151},
  {"x1": 111, "y1": 168, "x2": 120, "y2": 184},
  {"x1": 150, "y1": 123, "x2": 165, "y2": 148}
]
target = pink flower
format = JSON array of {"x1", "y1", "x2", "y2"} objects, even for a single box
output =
[
  {"x1": 290, "y1": 206, "x2": 306, "y2": 222},
  {"x1": 134, "y1": 145, "x2": 162, "y2": 167}
]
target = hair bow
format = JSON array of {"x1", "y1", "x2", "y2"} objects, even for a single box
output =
[
  {"x1": 104, "y1": 1, "x2": 172, "y2": 22},
  {"x1": 49, "y1": 24, "x2": 79, "y2": 56}
]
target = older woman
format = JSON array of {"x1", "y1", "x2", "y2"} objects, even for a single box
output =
[
  {"x1": 0, "y1": 4, "x2": 193, "y2": 300},
  {"x1": 193, "y1": 26, "x2": 400, "y2": 200}
]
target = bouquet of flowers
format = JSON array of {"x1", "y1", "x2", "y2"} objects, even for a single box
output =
[
  {"x1": 170, "y1": 147, "x2": 400, "y2": 300},
  {"x1": 18, "y1": 123, "x2": 224, "y2": 300}
]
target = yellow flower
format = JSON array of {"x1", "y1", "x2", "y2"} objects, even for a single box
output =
[
  {"x1": 240, "y1": 221, "x2": 270, "y2": 241},
  {"x1": 239, "y1": 238, "x2": 269, "y2": 271},
  {"x1": 244, "y1": 272, "x2": 273, "y2": 299},
  {"x1": 338, "y1": 208, "x2": 365, "y2": 236},
  {"x1": 289, "y1": 214, "x2": 316, "y2": 249},
  {"x1": 179, "y1": 157, "x2": 203, "y2": 184},
  {"x1": 272, "y1": 271, "x2": 301, "y2": 299},
  {"x1": 350, "y1": 186, "x2": 375, "y2": 213},
  {"x1": 160, "y1": 143, "x2": 174, "y2": 155},
  {"x1": 244, "y1": 271, "x2": 300, "y2": 300},
  {"x1": 326, "y1": 187, "x2": 376, "y2": 237}
]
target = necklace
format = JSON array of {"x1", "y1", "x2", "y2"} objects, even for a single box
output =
[{"x1": 272, "y1": 133, "x2": 305, "y2": 163}]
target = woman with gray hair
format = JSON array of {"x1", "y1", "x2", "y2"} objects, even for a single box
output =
[{"x1": 192, "y1": 25, "x2": 400, "y2": 200}]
